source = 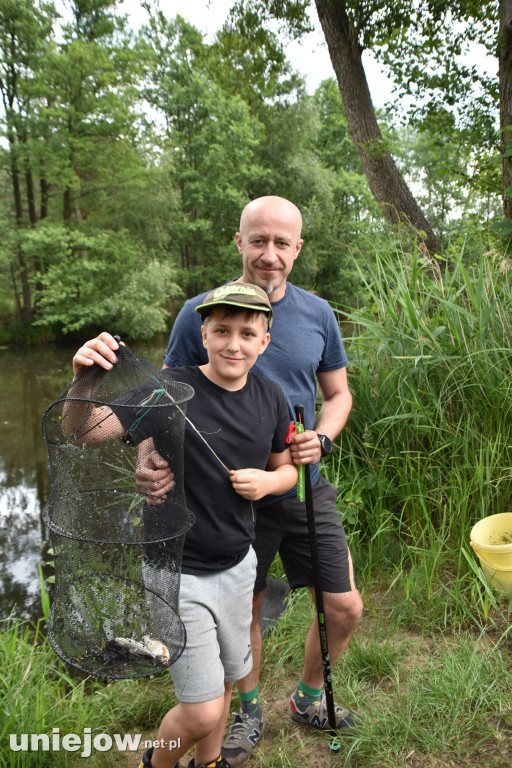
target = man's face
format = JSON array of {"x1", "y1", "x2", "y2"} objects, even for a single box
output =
[{"x1": 236, "y1": 200, "x2": 303, "y2": 301}]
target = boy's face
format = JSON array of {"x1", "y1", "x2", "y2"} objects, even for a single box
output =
[{"x1": 201, "y1": 308, "x2": 270, "y2": 390}]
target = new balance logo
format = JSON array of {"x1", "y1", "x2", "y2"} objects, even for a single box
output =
[
  {"x1": 247, "y1": 729, "x2": 261, "y2": 746},
  {"x1": 309, "y1": 714, "x2": 328, "y2": 728}
]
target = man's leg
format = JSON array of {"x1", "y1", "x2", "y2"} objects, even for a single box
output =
[
  {"x1": 235, "y1": 590, "x2": 264, "y2": 696},
  {"x1": 221, "y1": 594, "x2": 270, "y2": 767},
  {"x1": 285, "y1": 478, "x2": 364, "y2": 731},
  {"x1": 289, "y1": 589, "x2": 364, "y2": 731},
  {"x1": 301, "y1": 589, "x2": 363, "y2": 689}
]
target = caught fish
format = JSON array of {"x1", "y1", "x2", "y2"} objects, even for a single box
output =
[
  {"x1": 142, "y1": 635, "x2": 170, "y2": 660},
  {"x1": 104, "y1": 635, "x2": 170, "y2": 664}
]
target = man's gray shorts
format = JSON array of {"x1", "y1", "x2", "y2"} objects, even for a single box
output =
[{"x1": 170, "y1": 547, "x2": 257, "y2": 703}]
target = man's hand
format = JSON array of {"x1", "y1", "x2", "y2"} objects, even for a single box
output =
[
  {"x1": 135, "y1": 450, "x2": 175, "y2": 505},
  {"x1": 288, "y1": 429, "x2": 322, "y2": 465}
]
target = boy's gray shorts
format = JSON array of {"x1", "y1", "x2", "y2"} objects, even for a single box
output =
[{"x1": 170, "y1": 547, "x2": 257, "y2": 703}]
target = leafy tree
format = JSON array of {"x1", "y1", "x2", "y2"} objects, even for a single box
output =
[
  {"x1": 0, "y1": 0, "x2": 180, "y2": 337},
  {"x1": 0, "y1": 0, "x2": 57, "y2": 324},
  {"x1": 28, "y1": 222, "x2": 181, "y2": 338},
  {"x1": 226, "y1": 0, "x2": 443, "y2": 252},
  {"x1": 139, "y1": 14, "x2": 267, "y2": 295},
  {"x1": 139, "y1": 11, "x2": 342, "y2": 297},
  {"x1": 225, "y1": 1, "x2": 506, "y2": 248}
]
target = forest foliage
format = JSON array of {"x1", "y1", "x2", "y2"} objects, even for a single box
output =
[{"x1": 0, "y1": 0, "x2": 504, "y2": 342}]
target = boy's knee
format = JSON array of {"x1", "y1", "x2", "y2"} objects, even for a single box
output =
[{"x1": 180, "y1": 697, "x2": 225, "y2": 739}]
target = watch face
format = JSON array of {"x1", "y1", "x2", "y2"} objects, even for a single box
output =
[{"x1": 318, "y1": 434, "x2": 332, "y2": 455}]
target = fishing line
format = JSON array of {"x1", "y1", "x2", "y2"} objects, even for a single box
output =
[{"x1": 126, "y1": 343, "x2": 231, "y2": 476}]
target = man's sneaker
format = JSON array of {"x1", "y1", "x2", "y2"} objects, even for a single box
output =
[
  {"x1": 139, "y1": 746, "x2": 180, "y2": 767},
  {"x1": 221, "y1": 712, "x2": 270, "y2": 767},
  {"x1": 290, "y1": 691, "x2": 360, "y2": 731}
]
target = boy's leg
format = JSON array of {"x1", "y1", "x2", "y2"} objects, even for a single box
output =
[
  {"x1": 194, "y1": 682, "x2": 234, "y2": 765},
  {"x1": 170, "y1": 550, "x2": 255, "y2": 767},
  {"x1": 151, "y1": 697, "x2": 225, "y2": 768},
  {"x1": 152, "y1": 571, "x2": 236, "y2": 768}
]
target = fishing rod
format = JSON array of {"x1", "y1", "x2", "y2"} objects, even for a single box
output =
[{"x1": 293, "y1": 404, "x2": 339, "y2": 749}]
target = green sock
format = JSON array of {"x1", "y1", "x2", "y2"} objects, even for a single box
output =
[
  {"x1": 239, "y1": 686, "x2": 262, "y2": 718},
  {"x1": 293, "y1": 678, "x2": 322, "y2": 709}
]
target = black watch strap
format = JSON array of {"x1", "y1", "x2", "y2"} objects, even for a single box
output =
[{"x1": 317, "y1": 433, "x2": 332, "y2": 456}]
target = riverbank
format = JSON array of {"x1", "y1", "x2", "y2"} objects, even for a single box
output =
[{"x1": 2, "y1": 580, "x2": 511, "y2": 768}]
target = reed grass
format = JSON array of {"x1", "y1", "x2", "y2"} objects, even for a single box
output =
[{"x1": 330, "y1": 245, "x2": 512, "y2": 629}]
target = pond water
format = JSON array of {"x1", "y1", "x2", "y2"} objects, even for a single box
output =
[{"x1": 0, "y1": 336, "x2": 168, "y2": 623}]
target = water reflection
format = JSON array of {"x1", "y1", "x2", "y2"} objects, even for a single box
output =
[{"x1": 0, "y1": 337, "x2": 167, "y2": 622}]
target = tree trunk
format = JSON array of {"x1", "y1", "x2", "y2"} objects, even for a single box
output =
[
  {"x1": 40, "y1": 171, "x2": 49, "y2": 219},
  {"x1": 315, "y1": 0, "x2": 442, "y2": 254},
  {"x1": 26, "y1": 165, "x2": 37, "y2": 225},
  {"x1": 63, "y1": 187, "x2": 72, "y2": 221},
  {"x1": 9, "y1": 150, "x2": 32, "y2": 325},
  {"x1": 499, "y1": 0, "x2": 512, "y2": 219}
]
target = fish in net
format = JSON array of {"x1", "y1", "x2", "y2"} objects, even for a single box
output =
[{"x1": 41, "y1": 343, "x2": 195, "y2": 679}]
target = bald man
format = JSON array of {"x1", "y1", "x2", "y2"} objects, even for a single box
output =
[{"x1": 143, "y1": 196, "x2": 363, "y2": 766}]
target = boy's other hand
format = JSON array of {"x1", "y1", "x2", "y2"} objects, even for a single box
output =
[
  {"x1": 72, "y1": 332, "x2": 121, "y2": 377},
  {"x1": 229, "y1": 468, "x2": 267, "y2": 501}
]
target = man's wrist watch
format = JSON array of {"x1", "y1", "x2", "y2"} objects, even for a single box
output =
[{"x1": 317, "y1": 433, "x2": 333, "y2": 457}]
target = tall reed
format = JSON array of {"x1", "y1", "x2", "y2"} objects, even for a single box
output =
[{"x1": 330, "y1": 245, "x2": 512, "y2": 627}]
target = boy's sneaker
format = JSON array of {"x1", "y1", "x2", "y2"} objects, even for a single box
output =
[
  {"x1": 221, "y1": 712, "x2": 270, "y2": 767},
  {"x1": 290, "y1": 691, "x2": 360, "y2": 731},
  {"x1": 187, "y1": 759, "x2": 231, "y2": 768},
  {"x1": 139, "y1": 747, "x2": 180, "y2": 767}
]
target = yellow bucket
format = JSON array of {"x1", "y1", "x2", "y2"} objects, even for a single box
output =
[{"x1": 470, "y1": 513, "x2": 512, "y2": 594}]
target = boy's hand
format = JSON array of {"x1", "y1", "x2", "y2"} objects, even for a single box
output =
[
  {"x1": 72, "y1": 332, "x2": 121, "y2": 377},
  {"x1": 288, "y1": 429, "x2": 322, "y2": 465},
  {"x1": 230, "y1": 468, "x2": 268, "y2": 501}
]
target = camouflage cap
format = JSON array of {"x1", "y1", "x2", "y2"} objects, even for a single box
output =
[{"x1": 195, "y1": 282, "x2": 273, "y2": 328}]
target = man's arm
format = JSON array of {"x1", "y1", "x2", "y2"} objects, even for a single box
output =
[
  {"x1": 288, "y1": 367, "x2": 352, "y2": 466},
  {"x1": 162, "y1": 297, "x2": 206, "y2": 368},
  {"x1": 135, "y1": 437, "x2": 175, "y2": 504}
]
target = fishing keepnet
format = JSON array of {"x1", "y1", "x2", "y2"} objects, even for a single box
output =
[{"x1": 42, "y1": 344, "x2": 195, "y2": 679}]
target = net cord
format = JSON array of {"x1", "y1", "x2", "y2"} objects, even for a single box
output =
[{"x1": 137, "y1": 362, "x2": 231, "y2": 476}]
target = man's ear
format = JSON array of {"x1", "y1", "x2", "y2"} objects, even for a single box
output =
[{"x1": 235, "y1": 232, "x2": 243, "y2": 254}]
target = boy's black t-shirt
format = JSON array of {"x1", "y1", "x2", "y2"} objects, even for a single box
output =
[{"x1": 113, "y1": 366, "x2": 291, "y2": 575}]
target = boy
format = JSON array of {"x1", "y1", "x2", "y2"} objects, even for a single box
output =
[{"x1": 68, "y1": 283, "x2": 298, "y2": 768}]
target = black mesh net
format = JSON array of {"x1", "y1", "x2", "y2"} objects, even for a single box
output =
[{"x1": 41, "y1": 343, "x2": 195, "y2": 679}]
